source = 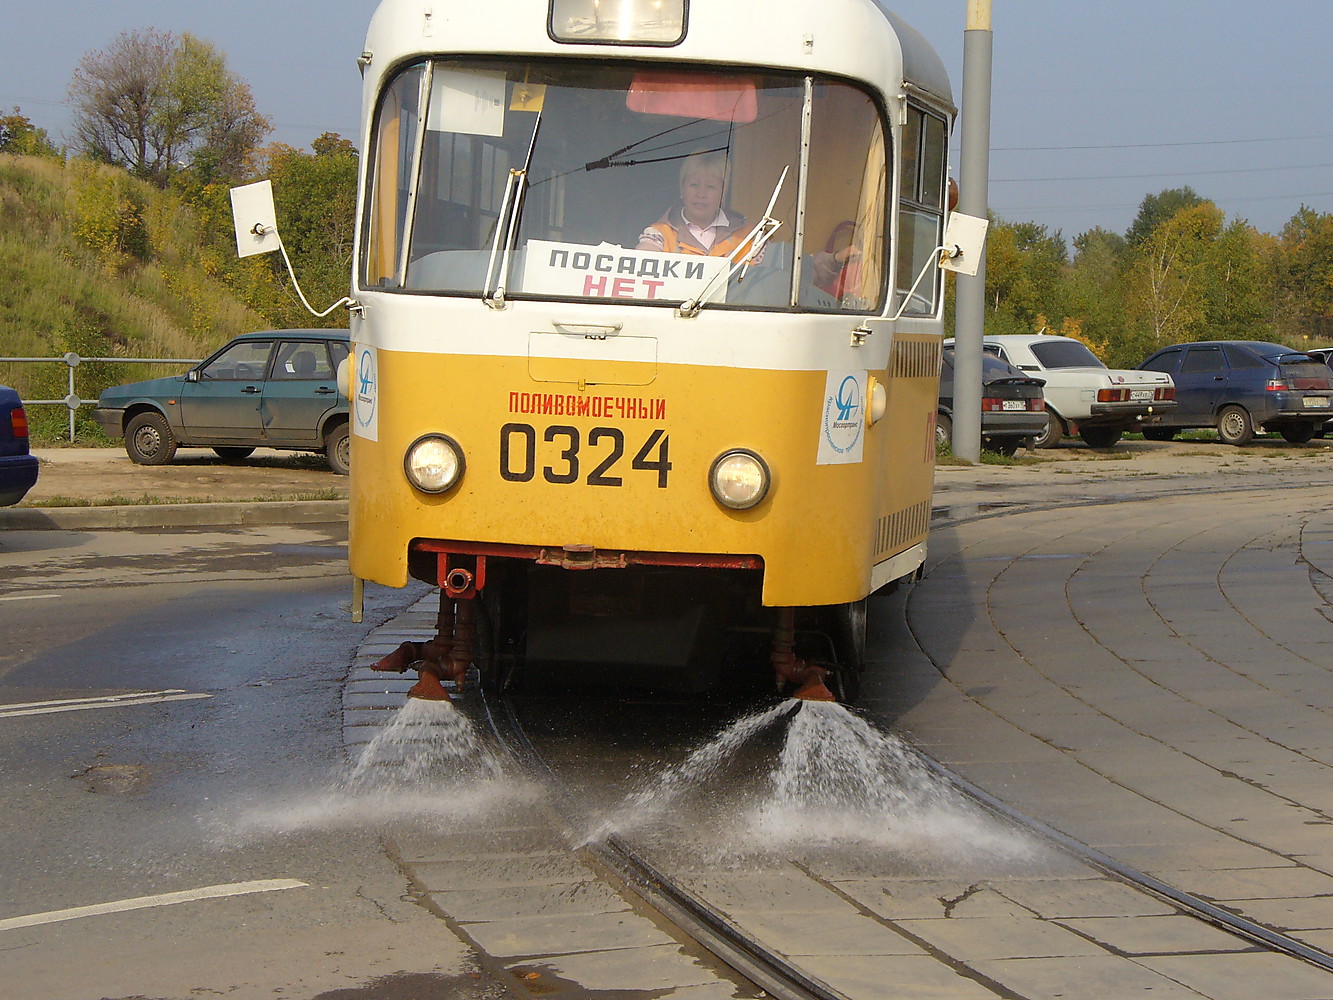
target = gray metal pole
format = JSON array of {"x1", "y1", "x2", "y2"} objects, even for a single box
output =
[{"x1": 951, "y1": 0, "x2": 993, "y2": 464}]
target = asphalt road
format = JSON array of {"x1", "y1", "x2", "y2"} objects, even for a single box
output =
[{"x1": 0, "y1": 522, "x2": 510, "y2": 1000}]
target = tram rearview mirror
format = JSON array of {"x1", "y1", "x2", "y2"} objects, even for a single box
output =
[
  {"x1": 229, "y1": 180, "x2": 281, "y2": 258},
  {"x1": 939, "y1": 212, "x2": 989, "y2": 277}
]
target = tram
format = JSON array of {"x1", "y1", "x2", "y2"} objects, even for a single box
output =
[{"x1": 344, "y1": 0, "x2": 958, "y2": 701}]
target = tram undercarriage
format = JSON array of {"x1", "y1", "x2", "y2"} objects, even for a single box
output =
[{"x1": 371, "y1": 544, "x2": 872, "y2": 704}]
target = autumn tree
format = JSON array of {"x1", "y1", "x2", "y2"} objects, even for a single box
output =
[
  {"x1": 0, "y1": 107, "x2": 60, "y2": 157},
  {"x1": 68, "y1": 29, "x2": 269, "y2": 186}
]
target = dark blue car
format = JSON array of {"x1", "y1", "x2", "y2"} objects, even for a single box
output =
[
  {"x1": 0, "y1": 385, "x2": 39, "y2": 506},
  {"x1": 1138, "y1": 341, "x2": 1332, "y2": 445}
]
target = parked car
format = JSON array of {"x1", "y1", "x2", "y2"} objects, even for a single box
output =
[
  {"x1": 1138, "y1": 341, "x2": 1332, "y2": 445},
  {"x1": 937, "y1": 348, "x2": 1046, "y2": 456},
  {"x1": 0, "y1": 385, "x2": 39, "y2": 506},
  {"x1": 94, "y1": 330, "x2": 352, "y2": 474},
  {"x1": 959, "y1": 334, "x2": 1176, "y2": 448}
]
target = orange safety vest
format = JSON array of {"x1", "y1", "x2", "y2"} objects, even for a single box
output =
[{"x1": 644, "y1": 206, "x2": 753, "y2": 258}]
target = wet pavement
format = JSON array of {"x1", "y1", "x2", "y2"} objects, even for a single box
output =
[{"x1": 340, "y1": 445, "x2": 1333, "y2": 999}]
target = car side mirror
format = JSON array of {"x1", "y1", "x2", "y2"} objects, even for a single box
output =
[{"x1": 186, "y1": 370, "x2": 201, "y2": 383}]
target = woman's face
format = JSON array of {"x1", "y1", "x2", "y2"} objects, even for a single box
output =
[{"x1": 680, "y1": 170, "x2": 725, "y2": 226}]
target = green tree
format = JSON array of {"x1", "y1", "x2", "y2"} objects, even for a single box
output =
[
  {"x1": 1122, "y1": 201, "x2": 1274, "y2": 355},
  {"x1": 0, "y1": 107, "x2": 60, "y2": 157},
  {"x1": 1066, "y1": 227, "x2": 1135, "y2": 365},
  {"x1": 983, "y1": 219, "x2": 1069, "y2": 335},
  {"x1": 1273, "y1": 206, "x2": 1333, "y2": 343},
  {"x1": 1125, "y1": 187, "x2": 1205, "y2": 247},
  {"x1": 69, "y1": 29, "x2": 269, "y2": 186},
  {"x1": 242, "y1": 133, "x2": 359, "y2": 327}
]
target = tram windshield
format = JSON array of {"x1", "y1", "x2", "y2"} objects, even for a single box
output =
[{"x1": 361, "y1": 59, "x2": 942, "y2": 315}]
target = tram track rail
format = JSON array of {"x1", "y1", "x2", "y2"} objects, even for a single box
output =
[
  {"x1": 478, "y1": 689, "x2": 851, "y2": 1000},
  {"x1": 480, "y1": 679, "x2": 1333, "y2": 996}
]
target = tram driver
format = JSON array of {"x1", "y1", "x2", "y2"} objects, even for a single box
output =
[{"x1": 635, "y1": 150, "x2": 756, "y2": 258}]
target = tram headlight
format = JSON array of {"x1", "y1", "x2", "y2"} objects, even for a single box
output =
[
  {"x1": 404, "y1": 434, "x2": 465, "y2": 494},
  {"x1": 709, "y1": 449, "x2": 770, "y2": 510}
]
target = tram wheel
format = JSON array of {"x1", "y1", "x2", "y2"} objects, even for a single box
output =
[{"x1": 828, "y1": 599, "x2": 867, "y2": 703}]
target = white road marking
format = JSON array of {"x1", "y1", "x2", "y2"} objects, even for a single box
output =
[
  {"x1": 0, "y1": 690, "x2": 213, "y2": 718},
  {"x1": 0, "y1": 879, "x2": 309, "y2": 932},
  {"x1": 0, "y1": 594, "x2": 60, "y2": 603}
]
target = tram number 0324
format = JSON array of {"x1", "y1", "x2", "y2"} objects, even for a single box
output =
[{"x1": 500, "y1": 422, "x2": 672, "y2": 488}]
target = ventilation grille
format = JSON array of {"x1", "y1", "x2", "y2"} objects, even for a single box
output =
[
  {"x1": 891, "y1": 339, "x2": 941, "y2": 379},
  {"x1": 876, "y1": 499, "x2": 930, "y2": 556}
]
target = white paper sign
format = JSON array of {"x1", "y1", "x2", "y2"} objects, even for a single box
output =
[
  {"x1": 429, "y1": 69, "x2": 506, "y2": 136},
  {"x1": 521, "y1": 240, "x2": 726, "y2": 301},
  {"x1": 817, "y1": 370, "x2": 867, "y2": 465}
]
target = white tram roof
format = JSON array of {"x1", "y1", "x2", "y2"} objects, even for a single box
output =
[{"x1": 360, "y1": 0, "x2": 953, "y2": 119}]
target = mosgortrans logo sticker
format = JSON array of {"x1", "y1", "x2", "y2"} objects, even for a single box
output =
[
  {"x1": 817, "y1": 371, "x2": 866, "y2": 465},
  {"x1": 353, "y1": 344, "x2": 378, "y2": 442}
]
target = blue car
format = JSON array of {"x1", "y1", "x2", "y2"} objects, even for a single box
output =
[
  {"x1": 0, "y1": 385, "x2": 39, "y2": 506},
  {"x1": 1138, "y1": 341, "x2": 1332, "y2": 445},
  {"x1": 94, "y1": 330, "x2": 351, "y2": 474}
]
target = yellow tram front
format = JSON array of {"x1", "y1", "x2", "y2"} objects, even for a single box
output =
[{"x1": 348, "y1": 0, "x2": 954, "y2": 699}]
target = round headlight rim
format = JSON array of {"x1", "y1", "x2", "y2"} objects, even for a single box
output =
[
  {"x1": 708, "y1": 447, "x2": 771, "y2": 511},
  {"x1": 403, "y1": 432, "x2": 466, "y2": 495}
]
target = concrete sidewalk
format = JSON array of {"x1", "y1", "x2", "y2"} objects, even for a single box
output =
[{"x1": 2, "y1": 447, "x2": 348, "y2": 529}]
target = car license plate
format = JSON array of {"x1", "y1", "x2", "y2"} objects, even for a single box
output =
[
  {"x1": 1130, "y1": 389, "x2": 1154, "y2": 400},
  {"x1": 1002, "y1": 400, "x2": 1026, "y2": 411},
  {"x1": 1304, "y1": 396, "x2": 1329, "y2": 408}
]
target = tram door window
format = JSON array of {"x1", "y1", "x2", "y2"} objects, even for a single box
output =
[
  {"x1": 895, "y1": 106, "x2": 949, "y2": 316},
  {"x1": 360, "y1": 59, "x2": 895, "y2": 316},
  {"x1": 798, "y1": 82, "x2": 890, "y2": 312},
  {"x1": 365, "y1": 65, "x2": 426, "y2": 288}
]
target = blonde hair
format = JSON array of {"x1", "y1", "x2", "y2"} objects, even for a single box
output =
[{"x1": 679, "y1": 150, "x2": 729, "y2": 189}]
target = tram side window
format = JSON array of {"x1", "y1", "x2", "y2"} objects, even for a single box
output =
[
  {"x1": 896, "y1": 106, "x2": 948, "y2": 316},
  {"x1": 799, "y1": 82, "x2": 889, "y2": 313},
  {"x1": 363, "y1": 65, "x2": 426, "y2": 289}
]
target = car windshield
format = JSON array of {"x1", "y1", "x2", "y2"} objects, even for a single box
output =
[
  {"x1": 1028, "y1": 339, "x2": 1105, "y2": 369},
  {"x1": 362, "y1": 58, "x2": 908, "y2": 314}
]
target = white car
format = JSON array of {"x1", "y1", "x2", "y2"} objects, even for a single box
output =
[{"x1": 966, "y1": 335, "x2": 1176, "y2": 448}]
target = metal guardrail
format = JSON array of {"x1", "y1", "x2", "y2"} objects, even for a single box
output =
[{"x1": 0, "y1": 353, "x2": 200, "y2": 442}]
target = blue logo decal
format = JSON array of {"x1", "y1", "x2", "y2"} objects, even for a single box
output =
[{"x1": 355, "y1": 348, "x2": 377, "y2": 428}]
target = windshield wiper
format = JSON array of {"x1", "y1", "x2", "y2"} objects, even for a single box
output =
[
  {"x1": 483, "y1": 113, "x2": 542, "y2": 308},
  {"x1": 679, "y1": 165, "x2": 788, "y2": 318}
]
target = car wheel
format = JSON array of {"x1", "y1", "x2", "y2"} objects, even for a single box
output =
[
  {"x1": 1142, "y1": 427, "x2": 1177, "y2": 441},
  {"x1": 935, "y1": 413, "x2": 952, "y2": 450},
  {"x1": 325, "y1": 423, "x2": 350, "y2": 475},
  {"x1": 1079, "y1": 426, "x2": 1122, "y2": 448},
  {"x1": 125, "y1": 411, "x2": 177, "y2": 465},
  {"x1": 213, "y1": 447, "x2": 256, "y2": 462},
  {"x1": 1279, "y1": 423, "x2": 1318, "y2": 444},
  {"x1": 1216, "y1": 405, "x2": 1255, "y2": 446},
  {"x1": 1033, "y1": 412, "x2": 1063, "y2": 448}
]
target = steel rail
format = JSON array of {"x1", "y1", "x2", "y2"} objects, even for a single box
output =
[
  {"x1": 476, "y1": 690, "x2": 851, "y2": 1000},
  {"x1": 916, "y1": 751, "x2": 1333, "y2": 976}
]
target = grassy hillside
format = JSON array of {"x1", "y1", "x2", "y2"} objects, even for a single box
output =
[{"x1": 0, "y1": 154, "x2": 313, "y2": 441}]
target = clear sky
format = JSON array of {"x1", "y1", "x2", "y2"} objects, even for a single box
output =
[{"x1": 5, "y1": 1, "x2": 1332, "y2": 246}]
